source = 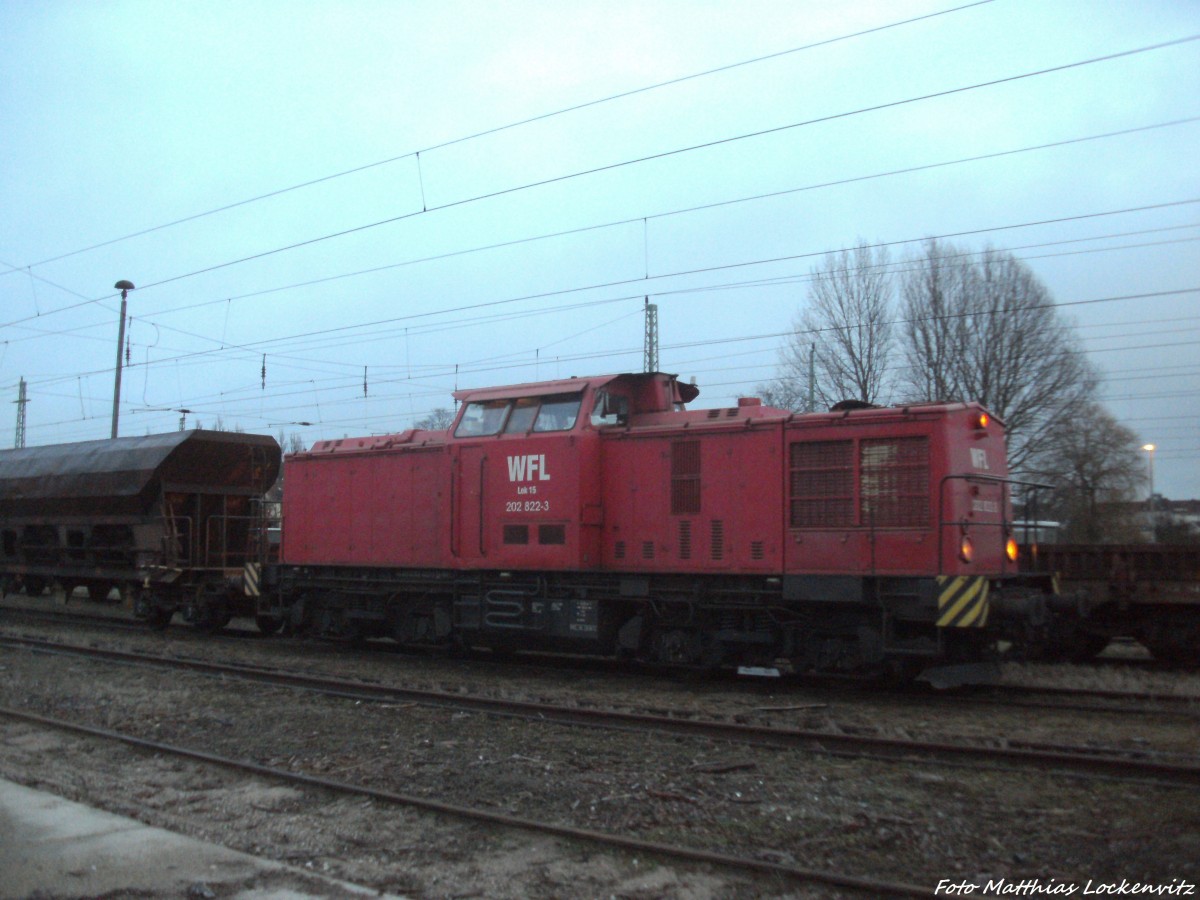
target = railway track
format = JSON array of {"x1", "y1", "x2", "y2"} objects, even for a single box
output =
[
  {"x1": 4, "y1": 633, "x2": 1199, "y2": 787},
  {"x1": 0, "y1": 704, "x2": 936, "y2": 899},
  {"x1": 4, "y1": 600, "x2": 1199, "y2": 718}
]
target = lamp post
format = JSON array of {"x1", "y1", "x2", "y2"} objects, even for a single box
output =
[
  {"x1": 1142, "y1": 443, "x2": 1156, "y2": 502},
  {"x1": 111, "y1": 280, "x2": 134, "y2": 439},
  {"x1": 1142, "y1": 443, "x2": 1156, "y2": 539}
]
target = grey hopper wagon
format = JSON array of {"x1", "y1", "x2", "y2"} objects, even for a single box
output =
[{"x1": 0, "y1": 430, "x2": 280, "y2": 630}]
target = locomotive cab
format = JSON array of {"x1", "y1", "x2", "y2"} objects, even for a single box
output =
[
  {"x1": 445, "y1": 373, "x2": 696, "y2": 572},
  {"x1": 449, "y1": 381, "x2": 595, "y2": 570}
]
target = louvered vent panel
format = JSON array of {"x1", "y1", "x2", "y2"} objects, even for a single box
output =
[
  {"x1": 671, "y1": 441, "x2": 702, "y2": 515},
  {"x1": 789, "y1": 440, "x2": 854, "y2": 527},
  {"x1": 679, "y1": 520, "x2": 692, "y2": 560},
  {"x1": 860, "y1": 437, "x2": 930, "y2": 527}
]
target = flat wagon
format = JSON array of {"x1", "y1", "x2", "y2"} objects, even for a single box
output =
[{"x1": 1022, "y1": 543, "x2": 1200, "y2": 665}]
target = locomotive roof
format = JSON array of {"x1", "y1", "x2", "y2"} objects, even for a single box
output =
[
  {"x1": 452, "y1": 373, "x2": 617, "y2": 402},
  {"x1": 453, "y1": 372, "x2": 701, "y2": 405},
  {"x1": 0, "y1": 430, "x2": 281, "y2": 518}
]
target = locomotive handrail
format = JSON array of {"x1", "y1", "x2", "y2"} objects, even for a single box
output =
[
  {"x1": 936, "y1": 473, "x2": 1052, "y2": 576},
  {"x1": 478, "y1": 454, "x2": 487, "y2": 557}
]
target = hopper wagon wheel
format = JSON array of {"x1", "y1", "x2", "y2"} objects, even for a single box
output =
[
  {"x1": 86, "y1": 582, "x2": 119, "y2": 603},
  {"x1": 133, "y1": 588, "x2": 175, "y2": 631},
  {"x1": 146, "y1": 607, "x2": 174, "y2": 631},
  {"x1": 1064, "y1": 633, "x2": 1111, "y2": 663},
  {"x1": 22, "y1": 575, "x2": 49, "y2": 597},
  {"x1": 194, "y1": 605, "x2": 232, "y2": 632},
  {"x1": 189, "y1": 582, "x2": 233, "y2": 632},
  {"x1": 142, "y1": 596, "x2": 174, "y2": 631}
]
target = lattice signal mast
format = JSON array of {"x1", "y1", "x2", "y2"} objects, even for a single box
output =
[
  {"x1": 643, "y1": 297, "x2": 659, "y2": 373},
  {"x1": 14, "y1": 377, "x2": 28, "y2": 449}
]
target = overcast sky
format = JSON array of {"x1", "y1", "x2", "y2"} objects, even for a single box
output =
[{"x1": 1, "y1": 1, "x2": 1197, "y2": 497}]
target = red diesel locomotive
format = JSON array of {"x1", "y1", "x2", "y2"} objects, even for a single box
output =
[{"x1": 269, "y1": 372, "x2": 1049, "y2": 684}]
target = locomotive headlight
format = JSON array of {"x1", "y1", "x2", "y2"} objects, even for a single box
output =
[
  {"x1": 959, "y1": 535, "x2": 974, "y2": 563},
  {"x1": 972, "y1": 411, "x2": 990, "y2": 430},
  {"x1": 1005, "y1": 537, "x2": 1019, "y2": 563}
]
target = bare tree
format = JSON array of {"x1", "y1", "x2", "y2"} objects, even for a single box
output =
[
  {"x1": 900, "y1": 241, "x2": 1096, "y2": 472},
  {"x1": 759, "y1": 242, "x2": 896, "y2": 410},
  {"x1": 415, "y1": 407, "x2": 455, "y2": 430},
  {"x1": 1024, "y1": 403, "x2": 1147, "y2": 542},
  {"x1": 756, "y1": 377, "x2": 809, "y2": 413}
]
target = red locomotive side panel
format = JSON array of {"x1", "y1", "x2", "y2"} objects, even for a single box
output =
[
  {"x1": 449, "y1": 433, "x2": 601, "y2": 570},
  {"x1": 282, "y1": 431, "x2": 449, "y2": 567},
  {"x1": 600, "y1": 422, "x2": 785, "y2": 573}
]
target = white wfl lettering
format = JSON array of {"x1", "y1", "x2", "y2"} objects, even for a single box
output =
[{"x1": 507, "y1": 454, "x2": 552, "y2": 482}]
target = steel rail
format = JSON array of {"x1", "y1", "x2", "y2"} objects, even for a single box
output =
[
  {"x1": 4, "y1": 604, "x2": 1198, "y2": 709},
  {"x1": 0, "y1": 705, "x2": 938, "y2": 899},
  {"x1": 4, "y1": 634, "x2": 1200, "y2": 786}
]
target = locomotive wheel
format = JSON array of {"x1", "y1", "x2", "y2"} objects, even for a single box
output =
[
  {"x1": 652, "y1": 628, "x2": 705, "y2": 667},
  {"x1": 1140, "y1": 614, "x2": 1199, "y2": 667},
  {"x1": 195, "y1": 609, "x2": 232, "y2": 632},
  {"x1": 255, "y1": 615, "x2": 285, "y2": 635},
  {"x1": 1064, "y1": 634, "x2": 1111, "y2": 663}
]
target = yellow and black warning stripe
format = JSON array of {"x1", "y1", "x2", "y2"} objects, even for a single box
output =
[
  {"x1": 243, "y1": 562, "x2": 262, "y2": 597},
  {"x1": 936, "y1": 575, "x2": 989, "y2": 628}
]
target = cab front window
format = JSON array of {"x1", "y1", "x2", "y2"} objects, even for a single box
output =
[
  {"x1": 454, "y1": 400, "x2": 510, "y2": 437},
  {"x1": 504, "y1": 398, "x2": 539, "y2": 434},
  {"x1": 532, "y1": 393, "x2": 582, "y2": 432}
]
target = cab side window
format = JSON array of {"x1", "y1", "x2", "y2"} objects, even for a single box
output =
[{"x1": 590, "y1": 390, "x2": 628, "y2": 427}]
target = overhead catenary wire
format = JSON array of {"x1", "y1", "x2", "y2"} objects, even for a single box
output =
[
  {"x1": 9, "y1": 204, "x2": 1199, "y2": 397},
  {"x1": 95, "y1": 35, "x2": 1200, "y2": 298},
  {"x1": 3, "y1": 32, "x2": 1196, "y2": 336},
  {"x1": 2, "y1": 0, "x2": 1000, "y2": 275},
  {"x1": 37, "y1": 285, "x2": 1194, "y2": 434},
  {"x1": 53, "y1": 116, "x2": 1194, "y2": 329},
  {"x1": 4, "y1": 27, "x2": 1194, "y2": 477}
]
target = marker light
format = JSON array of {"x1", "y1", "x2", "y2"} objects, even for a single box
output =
[
  {"x1": 1006, "y1": 537, "x2": 1019, "y2": 563},
  {"x1": 959, "y1": 535, "x2": 974, "y2": 563}
]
